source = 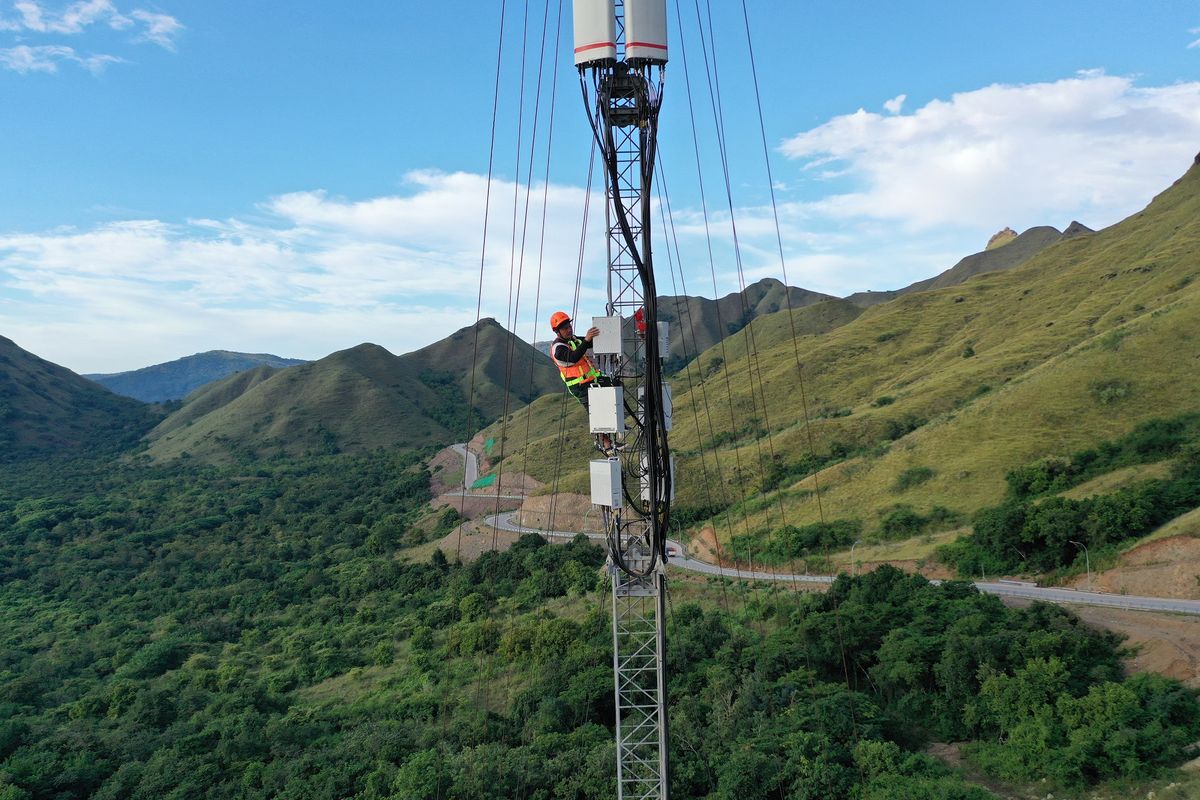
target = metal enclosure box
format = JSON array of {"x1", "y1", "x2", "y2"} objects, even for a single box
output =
[
  {"x1": 640, "y1": 455, "x2": 676, "y2": 503},
  {"x1": 591, "y1": 458, "x2": 623, "y2": 508},
  {"x1": 639, "y1": 383, "x2": 672, "y2": 432},
  {"x1": 657, "y1": 321, "x2": 670, "y2": 360},
  {"x1": 591, "y1": 315, "x2": 623, "y2": 355},
  {"x1": 572, "y1": 0, "x2": 617, "y2": 66},
  {"x1": 588, "y1": 385, "x2": 625, "y2": 433},
  {"x1": 624, "y1": 0, "x2": 669, "y2": 63}
]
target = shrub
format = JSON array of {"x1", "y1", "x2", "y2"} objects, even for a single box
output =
[
  {"x1": 884, "y1": 415, "x2": 926, "y2": 441},
  {"x1": 1090, "y1": 379, "x2": 1131, "y2": 405},
  {"x1": 893, "y1": 467, "x2": 935, "y2": 493},
  {"x1": 879, "y1": 506, "x2": 926, "y2": 540}
]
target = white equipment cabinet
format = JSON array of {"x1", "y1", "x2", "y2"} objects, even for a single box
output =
[
  {"x1": 590, "y1": 458, "x2": 623, "y2": 508},
  {"x1": 591, "y1": 315, "x2": 623, "y2": 355},
  {"x1": 589, "y1": 385, "x2": 626, "y2": 434}
]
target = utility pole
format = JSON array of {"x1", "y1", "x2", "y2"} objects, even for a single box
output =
[
  {"x1": 573, "y1": 2, "x2": 671, "y2": 798},
  {"x1": 1070, "y1": 540, "x2": 1092, "y2": 591}
]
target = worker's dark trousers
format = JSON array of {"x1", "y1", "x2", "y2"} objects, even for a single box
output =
[{"x1": 567, "y1": 374, "x2": 617, "y2": 410}]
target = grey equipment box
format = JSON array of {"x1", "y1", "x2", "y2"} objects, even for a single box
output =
[
  {"x1": 588, "y1": 385, "x2": 625, "y2": 434},
  {"x1": 590, "y1": 458, "x2": 623, "y2": 508},
  {"x1": 591, "y1": 315, "x2": 623, "y2": 355}
]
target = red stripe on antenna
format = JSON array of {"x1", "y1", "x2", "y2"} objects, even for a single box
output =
[
  {"x1": 574, "y1": 41, "x2": 616, "y2": 54},
  {"x1": 626, "y1": 41, "x2": 668, "y2": 50}
]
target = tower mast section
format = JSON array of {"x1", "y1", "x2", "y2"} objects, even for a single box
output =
[{"x1": 573, "y1": 2, "x2": 672, "y2": 798}]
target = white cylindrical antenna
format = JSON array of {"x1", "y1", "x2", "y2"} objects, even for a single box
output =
[
  {"x1": 624, "y1": 0, "x2": 668, "y2": 64},
  {"x1": 573, "y1": 0, "x2": 617, "y2": 66}
]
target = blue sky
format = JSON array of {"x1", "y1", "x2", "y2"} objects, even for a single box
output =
[{"x1": 2, "y1": 1, "x2": 1199, "y2": 372}]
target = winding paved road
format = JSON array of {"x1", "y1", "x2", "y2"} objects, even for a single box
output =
[
  {"x1": 484, "y1": 511, "x2": 1200, "y2": 616},
  {"x1": 446, "y1": 444, "x2": 525, "y2": 500},
  {"x1": 455, "y1": 444, "x2": 1200, "y2": 616},
  {"x1": 450, "y1": 443, "x2": 478, "y2": 487}
]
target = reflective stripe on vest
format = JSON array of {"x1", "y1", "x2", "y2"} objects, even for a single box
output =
[{"x1": 554, "y1": 338, "x2": 601, "y2": 387}]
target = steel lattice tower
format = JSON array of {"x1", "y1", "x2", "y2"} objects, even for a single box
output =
[{"x1": 573, "y1": 1, "x2": 671, "y2": 797}]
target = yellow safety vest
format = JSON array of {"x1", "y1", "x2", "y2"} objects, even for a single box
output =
[{"x1": 554, "y1": 338, "x2": 601, "y2": 387}]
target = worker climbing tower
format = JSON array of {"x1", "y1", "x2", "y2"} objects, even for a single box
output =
[{"x1": 573, "y1": 2, "x2": 672, "y2": 798}]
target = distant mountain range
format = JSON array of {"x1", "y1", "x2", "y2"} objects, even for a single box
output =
[
  {"x1": 142, "y1": 318, "x2": 561, "y2": 462},
  {"x1": 483, "y1": 155, "x2": 1200, "y2": 539},
  {"x1": 1, "y1": 182, "x2": 1155, "y2": 478},
  {"x1": 0, "y1": 335, "x2": 155, "y2": 459},
  {"x1": 535, "y1": 279, "x2": 844, "y2": 371},
  {"x1": 86, "y1": 350, "x2": 308, "y2": 403},
  {"x1": 845, "y1": 222, "x2": 1094, "y2": 308}
]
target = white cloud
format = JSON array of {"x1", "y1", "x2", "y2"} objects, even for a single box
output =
[
  {"x1": 8, "y1": 0, "x2": 130, "y2": 33},
  {"x1": 0, "y1": 42, "x2": 121, "y2": 73},
  {"x1": 0, "y1": 172, "x2": 611, "y2": 372},
  {"x1": 130, "y1": 8, "x2": 179, "y2": 49},
  {"x1": 780, "y1": 72, "x2": 1200, "y2": 230},
  {"x1": 0, "y1": 1, "x2": 181, "y2": 71},
  {"x1": 7, "y1": 72, "x2": 1200, "y2": 371},
  {"x1": 883, "y1": 93, "x2": 906, "y2": 114},
  {"x1": 1189, "y1": 26, "x2": 1200, "y2": 49}
]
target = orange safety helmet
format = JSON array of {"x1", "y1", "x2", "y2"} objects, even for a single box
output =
[{"x1": 549, "y1": 311, "x2": 572, "y2": 333}]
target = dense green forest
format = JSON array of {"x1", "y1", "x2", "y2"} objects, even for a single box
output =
[
  {"x1": 2, "y1": 450, "x2": 1198, "y2": 798},
  {"x1": 940, "y1": 414, "x2": 1200, "y2": 576}
]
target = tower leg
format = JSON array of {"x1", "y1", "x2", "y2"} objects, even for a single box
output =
[{"x1": 610, "y1": 544, "x2": 669, "y2": 800}]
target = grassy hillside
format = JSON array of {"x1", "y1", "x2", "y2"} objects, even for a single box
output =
[
  {"x1": 0, "y1": 335, "x2": 157, "y2": 459},
  {"x1": 144, "y1": 319, "x2": 560, "y2": 463},
  {"x1": 148, "y1": 365, "x2": 281, "y2": 439},
  {"x1": 86, "y1": 350, "x2": 307, "y2": 402},
  {"x1": 475, "y1": 297, "x2": 863, "y2": 489},
  {"x1": 484, "y1": 158, "x2": 1200, "y2": 546}
]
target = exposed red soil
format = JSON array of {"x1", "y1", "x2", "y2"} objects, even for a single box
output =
[
  {"x1": 427, "y1": 446, "x2": 463, "y2": 496},
  {"x1": 516, "y1": 493, "x2": 605, "y2": 534},
  {"x1": 1065, "y1": 535, "x2": 1200, "y2": 600},
  {"x1": 431, "y1": 494, "x2": 522, "y2": 519}
]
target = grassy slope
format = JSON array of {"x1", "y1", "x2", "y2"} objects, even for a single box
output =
[
  {"x1": 0, "y1": 335, "x2": 156, "y2": 456},
  {"x1": 477, "y1": 297, "x2": 864, "y2": 493},
  {"x1": 150, "y1": 364, "x2": 281, "y2": 438},
  {"x1": 145, "y1": 319, "x2": 561, "y2": 463},
  {"x1": 486, "y1": 160, "x2": 1200, "y2": 541}
]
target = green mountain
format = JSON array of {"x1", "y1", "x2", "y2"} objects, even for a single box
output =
[
  {"x1": 86, "y1": 350, "x2": 307, "y2": 403},
  {"x1": 482, "y1": 156, "x2": 1200, "y2": 546},
  {"x1": 149, "y1": 364, "x2": 281, "y2": 440},
  {"x1": 0, "y1": 335, "x2": 156, "y2": 459},
  {"x1": 658, "y1": 277, "x2": 838, "y2": 370},
  {"x1": 533, "y1": 278, "x2": 848, "y2": 370},
  {"x1": 844, "y1": 223, "x2": 1090, "y2": 308},
  {"x1": 144, "y1": 318, "x2": 560, "y2": 462}
]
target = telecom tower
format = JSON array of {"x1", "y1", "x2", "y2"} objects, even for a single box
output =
[{"x1": 573, "y1": 2, "x2": 672, "y2": 798}]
